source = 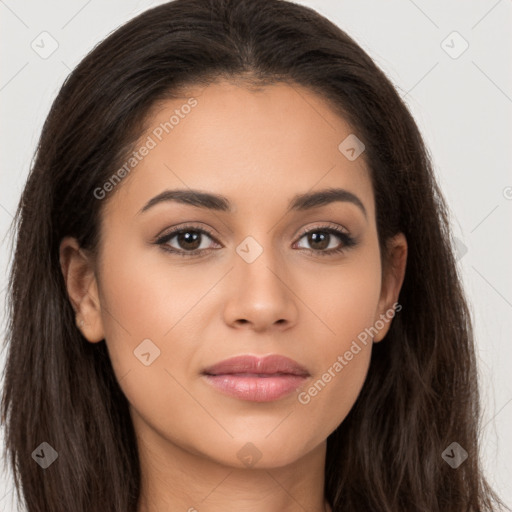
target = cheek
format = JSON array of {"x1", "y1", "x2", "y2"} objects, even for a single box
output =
[
  {"x1": 97, "y1": 232, "x2": 213, "y2": 348},
  {"x1": 95, "y1": 242, "x2": 215, "y2": 452},
  {"x1": 95, "y1": 233, "x2": 211, "y2": 398},
  {"x1": 290, "y1": 260, "x2": 381, "y2": 440},
  {"x1": 299, "y1": 245, "x2": 383, "y2": 348},
  {"x1": 296, "y1": 351, "x2": 372, "y2": 450},
  {"x1": 276, "y1": 239, "x2": 381, "y2": 433}
]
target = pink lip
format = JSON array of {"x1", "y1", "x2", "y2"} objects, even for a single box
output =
[{"x1": 202, "y1": 354, "x2": 310, "y2": 402}]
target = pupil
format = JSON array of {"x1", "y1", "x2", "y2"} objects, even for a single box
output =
[
  {"x1": 309, "y1": 232, "x2": 329, "y2": 250},
  {"x1": 179, "y1": 231, "x2": 201, "y2": 250}
]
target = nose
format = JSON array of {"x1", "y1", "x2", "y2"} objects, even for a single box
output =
[{"x1": 222, "y1": 244, "x2": 299, "y2": 333}]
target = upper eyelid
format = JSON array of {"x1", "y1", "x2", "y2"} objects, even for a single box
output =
[
  {"x1": 156, "y1": 224, "x2": 219, "y2": 243},
  {"x1": 295, "y1": 222, "x2": 349, "y2": 238}
]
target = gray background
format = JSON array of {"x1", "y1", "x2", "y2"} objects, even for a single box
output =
[{"x1": 1, "y1": 0, "x2": 511, "y2": 510}]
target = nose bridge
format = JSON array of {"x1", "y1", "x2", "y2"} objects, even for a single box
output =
[
  {"x1": 234, "y1": 230, "x2": 286, "y2": 281},
  {"x1": 235, "y1": 233, "x2": 285, "y2": 295}
]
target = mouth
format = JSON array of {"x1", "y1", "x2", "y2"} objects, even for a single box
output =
[{"x1": 201, "y1": 354, "x2": 310, "y2": 402}]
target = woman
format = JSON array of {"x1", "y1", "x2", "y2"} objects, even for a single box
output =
[{"x1": 1, "y1": 0, "x2": 507, "y2": 510}]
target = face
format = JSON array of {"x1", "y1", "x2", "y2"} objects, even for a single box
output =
[{"x1": 60, "y1": 80, "x2": 406, "y2": 470}]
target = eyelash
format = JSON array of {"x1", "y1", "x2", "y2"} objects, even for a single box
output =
[{"x1": 154, "y1": 223, "x2": 356, "y2": 258}]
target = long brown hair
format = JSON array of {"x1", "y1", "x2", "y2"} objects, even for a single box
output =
[{"x1": 1, "y1": 0, "x2": 507, "y2": 510}]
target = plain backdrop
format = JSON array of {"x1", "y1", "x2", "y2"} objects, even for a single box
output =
[{"x1": 1, "y1": 0, "x2": 511, "y2": 510}]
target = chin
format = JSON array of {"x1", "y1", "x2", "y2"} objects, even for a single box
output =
[{"x1": 199, "y1": 432, "x2": 323, "y2": 470}]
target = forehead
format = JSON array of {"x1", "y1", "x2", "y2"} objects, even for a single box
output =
[{"x1": 102, "y1": 80, "x2": 374, "y2": 220}]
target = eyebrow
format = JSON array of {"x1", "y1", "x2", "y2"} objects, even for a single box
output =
[{"x1": 138, "y1": 187, "x2": 367, "y2": 218}]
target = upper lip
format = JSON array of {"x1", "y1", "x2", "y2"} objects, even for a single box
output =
[{"x1": 202, "y1": 354, "x2": 310, "y2": 376}]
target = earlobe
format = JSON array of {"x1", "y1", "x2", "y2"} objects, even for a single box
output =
[
  {"x1": 59, "y1": 236, "x2": 105, "y2": 343},
  {"x1": 373, "y1": 232, "x2": 407, "y2": 343}
]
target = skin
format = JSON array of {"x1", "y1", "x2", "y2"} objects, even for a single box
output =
[{"x1": 60, "y1": 80, "x2": 407, "y2": 512}]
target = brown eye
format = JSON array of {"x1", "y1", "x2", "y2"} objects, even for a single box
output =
[
  {"x1": 294, "y1": 226, "x2": 356, "y2": 256},
  {"x1": 174, "y1": 230, "x2": 203, "y2": 251},
  {"x1": 155, "y1": 226, "x2": 220, "y2": 256},
  {"x1": 303, "y1": 231, "x2": 332, "y2": 251}
]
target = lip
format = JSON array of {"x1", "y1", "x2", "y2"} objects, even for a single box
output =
[{"x1": 202, "y1": 354, "x2": 310, "y2": 402}]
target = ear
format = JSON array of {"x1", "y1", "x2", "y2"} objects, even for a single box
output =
[
  {"x1": 373, "y1": 232, "x2": 407, "y2": 342},
  {"x1": 59, "y1": 236, "x2": 105, "y2": 343}
]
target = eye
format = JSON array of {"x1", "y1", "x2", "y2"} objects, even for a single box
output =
[
  {"x1": 155, "y1": 225, "x2": 220, "y2": 257},
  {"x1": 294, "y1": 224, "x2": 356, "y2": 256},
  {"x1": 154, "y1": 223, "x2": 356, "y2": 258}
]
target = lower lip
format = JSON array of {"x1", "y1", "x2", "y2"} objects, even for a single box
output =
[{"x1": 203, "y1": 374, "x2": 308, "y2": 402}]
